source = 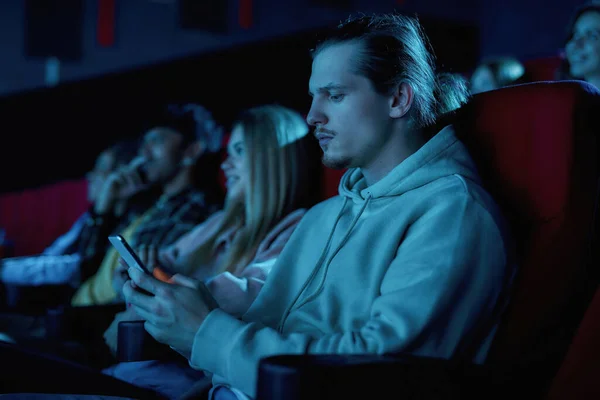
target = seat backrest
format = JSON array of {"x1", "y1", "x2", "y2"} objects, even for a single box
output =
[
  {"x1": 523, "y1": 55, "x2": 564, "y2": 82},
  {"x1": 0, "y1": 179, "x2": 89, "y2": 256},
  {"x1": 450, "y1": 81, "x2": 600, "y2": 367},
  {"x1": 322, "y1": 167, "x2": 345, "y2": 199}
]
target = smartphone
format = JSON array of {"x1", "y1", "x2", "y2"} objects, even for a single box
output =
[{"x1": 108, "y1": 235, "x2": 151, "y2": 275}]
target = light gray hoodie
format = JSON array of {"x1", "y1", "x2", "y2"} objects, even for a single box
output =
[{"x1": 190, "y1": 125, "x2": 516, "y2": 399}]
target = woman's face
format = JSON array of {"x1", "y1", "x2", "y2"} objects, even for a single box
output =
[
  {"x1": 566, "y1": 11, "x2": 600, "y2": 80},
  {"x1": 221, "y1": 126, "x2": 249, "y2": 203}
]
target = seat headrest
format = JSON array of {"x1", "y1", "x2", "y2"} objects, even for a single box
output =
[{"x1": 450, "y1": 81, "x2": 600, "y2": 222}]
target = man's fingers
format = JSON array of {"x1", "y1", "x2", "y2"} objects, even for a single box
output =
[
  {"x1": 122, "y1": 279, "x2": 155, "y2": 316},
  {"x1": 130, "y1": 304, "x2": 161, "y2": 326},
  {"x1": 127, "y1": 267, "x2": 162, "y2": 296}
]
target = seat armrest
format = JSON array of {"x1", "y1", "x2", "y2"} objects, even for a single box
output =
[
  {"x1": 2, "y1": 283, "x2": 74, "y2": 313},
  {"x1": 46, "y1": 303, "x2": 126, "y2": 340},
  {"x1": 117, "y1": 320, "x2": 183, "y2": 362},
  {"x1": 257, "y1": 354, "x2": 542, "y2": 400}
]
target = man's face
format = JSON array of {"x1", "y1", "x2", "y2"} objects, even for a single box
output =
[
  {"x1": 307, "y1": 41, "x2": 394, "y2": 170},
  {"x1": 138, "y1": 127, "x2": 186, "y2": 185}
]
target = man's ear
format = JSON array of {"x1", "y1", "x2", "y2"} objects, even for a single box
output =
[{"x1": 389, "y1": 82, "x2": 414, "y2": 119}]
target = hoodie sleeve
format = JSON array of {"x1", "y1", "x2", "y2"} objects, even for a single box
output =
[{"x1": 189, "y1": 194, "x2": 511, "y2": 398}]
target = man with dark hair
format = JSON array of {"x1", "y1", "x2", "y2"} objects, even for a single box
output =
[{"x1": 71, "y1": 103, "x2": 224, "y2": 306}]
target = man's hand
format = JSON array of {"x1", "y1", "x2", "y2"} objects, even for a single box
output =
[
  {"x1": 112, "y1": 258, "x2": 131, "y2": 300},
  {"x1": 123, "y1": 267, "x2": 219, "y2": 358},
  {"x1": 94, "y1": 156, "x2": 148, "y2": 215}
]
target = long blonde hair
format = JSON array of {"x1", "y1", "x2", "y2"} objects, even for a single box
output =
[{"x1": 187, "y1": 105, "x2": 319, "y2": 275}]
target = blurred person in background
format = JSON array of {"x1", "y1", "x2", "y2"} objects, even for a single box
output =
[
  {"x1": 71, "y1": 103, "x2": 225, "y2": 307},
  {"x1": 0, "y1": 140, "x2": 145, "y2": 293},
  {"x1": 563, "y1": 1, "x2": 600, "y2": 89},
  {"x1": 470, "y1": 56, "x2": 527, "y2": 94}
]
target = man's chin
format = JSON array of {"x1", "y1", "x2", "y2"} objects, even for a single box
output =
[{"x1": 322, "y1": 154, "x2": 351, "y2": 170}]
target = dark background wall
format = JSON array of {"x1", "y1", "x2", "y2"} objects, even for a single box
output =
[
  {"x1": 0, "y1": 0, "x2": 585, "y2": 97},
  {"x1": 0, "y1": 0, "x2": 588, "y2": 193},
  {"x1": 0, "y1": 13, "x2": 478, "y2": 193}
]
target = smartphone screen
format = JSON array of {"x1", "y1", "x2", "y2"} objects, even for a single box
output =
[{"x1": 108, "y1": 235, "x2": 151, "y2": 275}]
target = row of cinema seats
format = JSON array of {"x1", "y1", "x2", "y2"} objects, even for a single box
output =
[{"x1": 0, "y1": 70, "x2": 598, "y2": 399}]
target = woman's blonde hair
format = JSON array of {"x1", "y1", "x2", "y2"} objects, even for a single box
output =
[{"x1": 186, "y1": 105, "x2": 319, "y2": 276}]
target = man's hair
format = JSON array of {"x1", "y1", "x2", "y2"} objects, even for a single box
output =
[
  {"x1": 312, "y1": 13, "x2": 469, "y2": 126},
  {"x1": 156, "y1": 103, "x2": 224, "y2": 152}
]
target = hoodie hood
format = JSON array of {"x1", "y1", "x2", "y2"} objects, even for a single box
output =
[{"x1": 339, "y1": 125, "x2": 481, "y2": 203}]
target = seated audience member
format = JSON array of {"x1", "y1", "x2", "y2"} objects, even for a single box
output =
[
  {"x1": 563, "y1": 1, "x2": 600, "y2": 89},
  {"x1": 470, "y1": 56, "x2": 527, "y2": 93},
  {"x1": 70, "y1": 103, "x2": 224, "y2": 307},
  {"x1": 0, "y1": 141, "x2": 141, "y2": 289},
  {"x1": 123, "y1": 13, "x2": 516, "y2": 400},
  {"x1": 102, "y1": 105, "x2": 321, "y2": 399}
]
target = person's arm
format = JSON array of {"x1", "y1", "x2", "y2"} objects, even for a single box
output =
[
  {"x1": 205, "y1": 259, "x2": 276, "y2": 317},
  {"x1": 189, "y1": 198, "x2": 512, "y2": 397},
  {"x1": 156, "y1": 194, "x2": 221, "y2": 249},
  {"x1": 204, "y1": 209, "x2": 305, "y2": 316},
  {"x1": 158, "y1": 211, "x2": 225, "y2": 276},
  {"x1": 42, "y1": 212, "x2": 89, "y2": 256},
  {"x1": 0, "y1": 254, "x2": 82, "y2": 286}
]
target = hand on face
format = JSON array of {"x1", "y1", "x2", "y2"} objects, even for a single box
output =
[
  {"x1": 122, "y1": 267, "x2": 219, "y2": 358},
  {"x1": 94, "y1": 157, "x2": 148, "y2": 215}
]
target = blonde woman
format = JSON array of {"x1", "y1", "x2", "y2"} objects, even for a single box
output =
[
  {"x1": 104, "y1": 105, "x2": 319, "y2": 361},
  {"x1": 142, "y1": 104, "x2": 321, "y2": 316},
  {"x1": 101, "y1": 105, "x2": 319, "y2": 398}
]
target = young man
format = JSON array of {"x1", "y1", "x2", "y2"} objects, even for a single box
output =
[
  {"x1": 124, "y1": 14, "x2": 515, "y2": 400},
  {"x1": 71, "y1": 104, "x2": 224, "y2": 306}
]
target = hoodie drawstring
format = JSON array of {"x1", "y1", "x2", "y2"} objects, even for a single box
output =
[{"x1": 277, "y1": 194, "x2": 372, "y2": 332}]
